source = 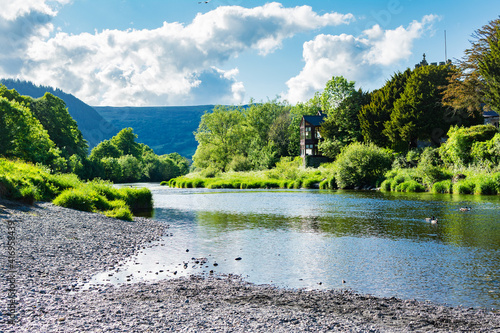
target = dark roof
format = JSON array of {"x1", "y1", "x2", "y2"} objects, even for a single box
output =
[
  {"x1": 484, "y1": 110, "x2": 499, "y2": 117},
  {"x1": 303, "y1": 113, "x2": 327, "y2": 126}
]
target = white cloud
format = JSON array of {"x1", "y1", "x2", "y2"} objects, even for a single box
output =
[
  {"x1": 0, "y1": 0, "x2": 69, "y2": 74},
  {"x1": 1, "y1": 2, "x2": 354, "y2": 106},
  {"x1": 284, "y1": 15, "x2": 438, "y2": 104}
]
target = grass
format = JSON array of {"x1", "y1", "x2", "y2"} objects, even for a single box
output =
[
  {"x1": 0, "y1": 158, "x2": 152, "y2": 220},
  {"x1": 167, "y1": 164, "x2": 333, "y2": 190}
]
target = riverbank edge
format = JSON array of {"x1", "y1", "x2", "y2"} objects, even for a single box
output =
[{"x1": 0, "y1": 199, "x2": 499, "y2": 332}]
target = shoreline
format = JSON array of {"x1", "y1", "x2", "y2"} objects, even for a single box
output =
[{"x1": 0, "y1": 199, "x2": 499, "y2": 332}]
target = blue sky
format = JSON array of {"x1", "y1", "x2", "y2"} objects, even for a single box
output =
[{"x1": 1, "y1": 1, "x2": 499, "y2": 106}]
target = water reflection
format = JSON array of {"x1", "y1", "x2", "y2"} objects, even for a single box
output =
[{"x1": 95, "y1": 186, "x2": 500, "y2": 309}]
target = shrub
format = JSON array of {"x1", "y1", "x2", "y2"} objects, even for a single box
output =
[
  {"x1": 333, "y1": 143, "x2": 393, "y2": 189},
  {"x1": 439, "y1": 124, "x2": 498, "y2": 167},
  {"x1": 432, "y1": 180, "x2": 453, "y2": 194},
  {"x1": 302, "y1": 176, "x2": 323, "y2": 189},
  {"x1": 399, "y1": 180, "x2": 425, "y2": 192},
  {"x1": 53, "y1": 188, "x2": 101, "y2": 212},
  {"x1": 380, "y1": 179, "x2": 392, "y2": 192},
  {"x1": 201, "y1": 166, "x2": 219, "y2": 178},
  {"x1": 118, "y1": 187, "x2": 153, "y2": 212},
  {"x1": 104, "y1": 206, "x2": 133, "y2": 221},
  {"x1": 474, "y1": 176, "x2": 498, "y2": 195},
  {"x1": 227, "y1": 155, "x2": 252, "y2": 172},
  {"x1": 453, "y1": 179, "x2": 476, "y2": 194}
]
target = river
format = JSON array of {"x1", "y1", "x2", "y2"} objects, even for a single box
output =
[{"x1": 89, "y1": 184, "x2": 500, "y2": 310}]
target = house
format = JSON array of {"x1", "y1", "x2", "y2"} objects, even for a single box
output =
[
  {"x1": 484, "y1": 110, "x2": 499, "y2": 128},
  {"x1": 300, "y1": 111, "x2": 331, "y2": 167}
]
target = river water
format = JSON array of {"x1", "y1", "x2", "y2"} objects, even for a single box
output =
[{"x1": 90, "y1": 184, "x2": 500, "y2": 309}]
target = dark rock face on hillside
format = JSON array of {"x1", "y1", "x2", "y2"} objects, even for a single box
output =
[
  {"x1": 0, "y1": 79, "x2": 118, "y2": 149},
  {"x1": 94, "y1": 105, "x2": 213, "y2": 158}
]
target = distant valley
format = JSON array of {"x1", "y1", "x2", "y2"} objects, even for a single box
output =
[
  {"x1": 1, "y1": 79, "x2": 208, "y2": 158},
  {"x1": 94, "y1": 106, "x2": 211, "y2": 158}
]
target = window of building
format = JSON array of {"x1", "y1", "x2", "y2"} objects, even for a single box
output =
[{"x1": 305, "y1": 126, "x2": 312, "y2": 139}]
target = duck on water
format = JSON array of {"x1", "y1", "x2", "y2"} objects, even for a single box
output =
[{"x1": 425, "y1": 216, "x2": 438, "y2": 224}]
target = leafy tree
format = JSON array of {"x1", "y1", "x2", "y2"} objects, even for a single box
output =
[
  {"x1": 317, "y1": 76, "x2": 370, "y2": 157},
  {"x1": 268, "y1": 112, "x2": 292, "y2": 157},
  {"x1": 112, "y1": 127, "x2": 142, "y2": 158},
  {"x1": 117, "y1": 155, "x2": 142, "y2": 182},
  {"x1": 442, "y1": 18, "x2": 500, "y2": 117},
  {"x1": 0, "y1": 97, "x2": 58, "y2": 165},
  {"x1": 383, "y1": 64, "x2": 453, "y2": 151},
  {"x1": 193, "y1": 106, "x2": 248, "y2": 171},
  {"x1": 359, "y1": 69, "x2": 411, "y2": 146},
  {"x1": 30, "y1": 93, "x2": 88, "y2": 158},
  {"x1": 478, "y1": 24, "x2": 500, "y2": 112},
  {"x1": 89, "y1": 139, "x2": 122, "y2": 161},
  {"x1": 165, "y1": 153, "x2": 190, "y2": 175}
]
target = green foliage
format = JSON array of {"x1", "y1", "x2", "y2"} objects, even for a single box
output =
[
  {"x1": 29, "y1": 92, "x2": 88, "y2": 159},
  {"x1": 0, "y1": 96, "x2": 59, "y2": 165},
  {"x1": 384, "y1": 65, "x2": 453, "y2": 150},
  {"x1": 432, "y1": 180, "x2": 453, "y2": 194},
  {"x1": 359, "y1": 70, "x2": 412, "y2": 146},
  {"x1": 227, "y1": 155, "x2": 252, "y2": 172},
  {"x1": 477, "y1": 20, "x2": 500, "y2": 113},
  {"x1": 332, "y1": 142, "x2": 393, "y2": 189},
  {"x1": 318, "y1": 76, "x2": 370, "y2": 150},
  {"x1": 439, "y1": 124, "x2": 498, "y2": 166},
  {"x1": 193, "y1": 101, "x2": 292, "y2": 172},
  {"x1": 0, "y1": 158, "x2": 150, "y2": 220}
]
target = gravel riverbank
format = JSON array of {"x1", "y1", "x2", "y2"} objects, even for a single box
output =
[{"x1": 1, "y1": 199, "x2": 499, "y2": 332}]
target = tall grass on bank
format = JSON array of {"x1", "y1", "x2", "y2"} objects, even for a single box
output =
[
  {"x1": 167, "y1": 157, "x2": 332, "y2": 190},
  {"x1": 0, "y1": 158, "x2": 152, "y2": 220}
]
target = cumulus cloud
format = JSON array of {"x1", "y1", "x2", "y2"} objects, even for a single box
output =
[
  {"x1": 2, "y1": 2, "x2": 354, "y2": 106},
  {"x1": 284, "y1": 15, "x2": 438, "y2": 104},
  {"x1": 0, "y1": 0, "x2": 68, "y2": 74}
]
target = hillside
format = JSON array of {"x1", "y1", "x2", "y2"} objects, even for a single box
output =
[
  {"x1": 94, "y1": 106, "x2": 213, "y2": 158},
  {"x1": 0, "y1": 79, "x2": 118, "y2": 149}
]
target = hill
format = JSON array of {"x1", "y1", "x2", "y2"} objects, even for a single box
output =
[
  {"x1": 94, "y1": 106, "x2": 212, "y2": 158},
  {"x1": 0, "y1": 79, "x2": 118, "y2": 149}
]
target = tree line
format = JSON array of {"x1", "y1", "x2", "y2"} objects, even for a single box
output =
[
  {"x1": 192, "y1": 18, "x2": 500, "y2": 174},
  {"x1": 0, "y1": 85, "x2": 189, "y2": 182}
]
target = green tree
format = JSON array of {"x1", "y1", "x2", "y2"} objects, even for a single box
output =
[
  {"x1": 193, "y1": 106, "x2": 248, "y2": 171},
  {"x1": 0, "y1": 97, "x2": 58, "y2": 165},
  {"x1": 443, "y1": 18, "x2": 500, "y2": 117},
  {"x1": 89, "y1": 139, "x2": 121, "y2": 161},
  {"x1": 317, "y1": 76, "x2": 370, "y2": 157},
  {"x1": 359, "y1": 69, "x2": 411, "y2": 147},
  {"x1": 112, "y1": 128, "x2": 142, "y2": 158},
  {"x1": 30, "y1": 93, "x2": 88, "y2": 159},
  {"x1": 384, "y1": 65, "x2": 453, "y2": 151},
  {"x1": 478, "y1": 24, "x2": 500, "y2": 112}
]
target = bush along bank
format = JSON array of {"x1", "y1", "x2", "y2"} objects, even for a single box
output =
[
  {"x1": 0, "y1": 158, "x2": 152, "y2": 220},
  {"x1": 165, "y1": 141, "x2": 500, "y2": 196}
]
